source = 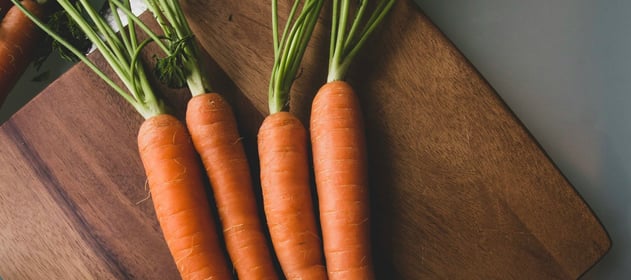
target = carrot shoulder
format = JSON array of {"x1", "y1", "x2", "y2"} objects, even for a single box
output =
[
  {"x1": 310, "y1": 81, "x2": 373, "y2": 280},
  {"x1": 186, "y1": 93, "x2": 279, "y2": 279},
  {"x1": 258, "y1": 112, "x2": 327, "y2": 279},
  {"x1": 138, "y1": 114, "x2": 232, "y2": 280},
  {"x1": 0, "y1": 0, "x2": 45, "y2": 105}
]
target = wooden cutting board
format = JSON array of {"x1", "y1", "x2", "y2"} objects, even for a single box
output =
[{"x1": 0, "y1": 1, "x2": 610, "y2": 279}]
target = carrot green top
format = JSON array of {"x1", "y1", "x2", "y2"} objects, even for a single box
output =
[
  {"x1": 139, "y1": 0, "x2": 212, "y2": 96},
  {"x1": 327, "y1": 0, "x2": 396, "y2": 82},
  {"x1": 11, "y1": 0, "x2": 167, "y2": 119},
  {"x1": 268, "y1": 0, "x2": 324, "y2": 114}
]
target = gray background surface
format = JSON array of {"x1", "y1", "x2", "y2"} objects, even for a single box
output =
[{"x1": 1, "y1": 1, "x2": 625, "y2": 278}]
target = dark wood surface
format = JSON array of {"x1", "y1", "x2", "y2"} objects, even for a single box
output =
[{"x1": 0, "y1": 1, "x2": 610, "y2": 279}]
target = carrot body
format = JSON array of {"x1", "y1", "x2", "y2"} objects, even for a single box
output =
[
  {"x1": 186, "y1": 93, "x2": 279, "y2": 279},
  {"x1": 137, "y1": 114, "x2": 232, "y2": 280},
  {"x1": 258, "y1": 112, "x2": 328, "y2": 280},
  {"x1": 0, "y1": 0, "x2": 45, "y2": 105},
  {"x1": 310, "y1": 81, "x2": 373, "y2": 280}
]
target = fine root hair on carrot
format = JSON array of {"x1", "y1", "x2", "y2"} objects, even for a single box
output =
[{"x1": 135, "y1": 179, "x2": 151, "y2": 205}]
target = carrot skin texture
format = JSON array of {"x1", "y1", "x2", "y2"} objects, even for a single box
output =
[
  {"x1": 138, "y1": 114, "x2": 232, "y2": 280},
  {"x1": 0, "y1": 0, "x2": 45, "y2": 106},
  {"x1": 186, "y1": 93, "x2": 279, "y2": 280},
  {"x1": 258, "y1": 112, "x2": 328, "y2": 280},
  {"x1": 310, "y1": 81, "x2": 374, "y2": 280}
]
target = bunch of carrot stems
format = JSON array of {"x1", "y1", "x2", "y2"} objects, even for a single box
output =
[{"x1": 11, "y1": 0, "x2": 395, "y2": 279}]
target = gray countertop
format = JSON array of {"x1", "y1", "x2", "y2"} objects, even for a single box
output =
[{"x1": 1, "y1": 1, "x2": 625, "y2": 278}]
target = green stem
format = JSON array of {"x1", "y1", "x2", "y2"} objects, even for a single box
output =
[
  {"x1": 110, "y1": 0, "x2": 170, "y2": 54},
  {"x1": 329, "y1": 0, "x2": 348, "y2": 77},
  {"x1": 126, "y1": 0, "x2": 138, "y2": 53},
  {"x1": 62, "y1": 0, "x2": 138, "y2": 94},
  {"x1": 11, "y1": 0, "x2": 166, "y2": 119},
  {"x1": 169, "y1": 0, "x2": 194, "y2": 38},
  {"x1": 78, "y1": 0, "x2": 129, "y2": 74},
  {"x1": 11, "y1": 0, "x2": 132, "y2": 102},
  {"x1": 185, "y1": 51, "x2": 211, "y2": 95},
  {"x1": 272, "y1": 0, "x2": 279, "y2": 58},
  {"x1": 328, "y1": 0, "x2": 396, "y2": 82},
  {"x1": 144, "y1": 0, "x2": 170, "y2": 36},
  {"x1": 329, "y1": 0, "x2": 339, "y2": 63},
  {"x1": 130, "y1": 38, "x2": 150, "y2": 72},
  {"x1": 269, "y1": 0, "x2": 324, "y2": 114},
  {"x1": 110, "y1": 0, "x2": 132, "y2": 54},
  {"x1": 344, "y1": 0, "x2": 368, "y2": 49},
  {"x1": 142, "y1": 0, "x2": 212, "y2": 94},
  {"x1": 277, "y1": 1, "x2": 316, "y2": 89}
]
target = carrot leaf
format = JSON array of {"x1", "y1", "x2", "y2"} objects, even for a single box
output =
[
  {"x1": 153, "y1": 35, "x2": 192, "y2": 89},
  {"x1": 46, "y1": 4, "x2": 92, "y2": 62},
  {"x1": 141, "y1": 0, "x2": 211, "y2": 96},
  {"x1": 28, "y1": 1, "x2": 93, "y2": 70}
]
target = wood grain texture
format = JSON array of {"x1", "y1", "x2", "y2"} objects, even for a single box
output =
[{"x1": 0, "y1": 1, "x2": 610, "y2": 279}]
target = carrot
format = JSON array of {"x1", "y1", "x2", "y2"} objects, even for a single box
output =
[
  {"x1": 132, "y1": 0, "x2": 280, "y2": 277},
  {"x1": 259, "y1": 0, "x2": 327, "y2": 279},
  {"x1": 186, "y1": 93, "x2": 278, "y2": 279},
  {"x1": 310, "y1": 81, "x2": 370, "y2": 279},
  {"x1": 13, "y1": 1, "x2": 232, "y2": 279},
  {"x1": 0, "y1": 0, "x2": 46, "y2": 106},
  {"x1": 310, "y1": 1, "x2": 395, "y2": 279},
  {"x1": 258, "y1": 112, "x2": 325, "y2": 279},
  {"x1": 138, "y1": 114, "x2": 232, "y2": 279}
]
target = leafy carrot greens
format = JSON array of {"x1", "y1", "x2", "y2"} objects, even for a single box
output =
[{"x1": 12, "y1": 0, "x2": 166, "y2": 118}]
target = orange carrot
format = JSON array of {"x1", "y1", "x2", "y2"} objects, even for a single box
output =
[
  {"x1": 138, "y1": 0, "x2": 280, "y2": 277},
  {"x1": 186, "y1": 93, "x2": 278, "y2": 279},
  {"x1": 138, "y1": 114, "x2": 232, "y2": 280},
  {"x1": 310, "y1": 81, "x2": 372, "y2": 279},
  {"x1": 261, "y1": 0, "x2": 327, "y2": 278},
  {"x1": 13, "y1": 1, "x2": 233, "y2": 278},
  {"x1": 258, "y1": 111, "x2": 327, "y2": 279},
  {"x1": 0, "y1": 0, "x2": 45, "y2": 106},
  {"x1": 311, "y1": 1, "x2": 395, "y2": 279}
]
